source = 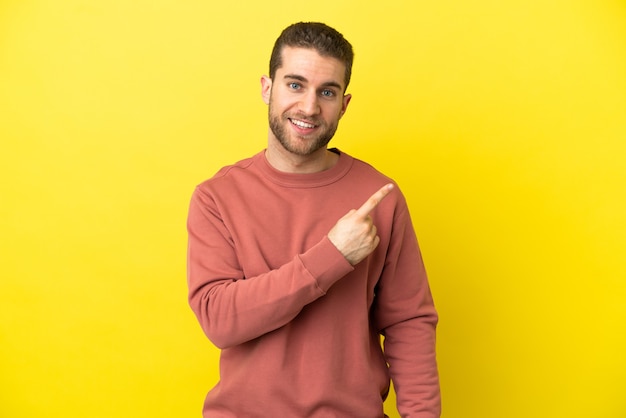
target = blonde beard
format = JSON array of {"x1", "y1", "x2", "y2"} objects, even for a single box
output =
[{"x1": 268, "y1": 105, "x2": 338, "y2": 156}]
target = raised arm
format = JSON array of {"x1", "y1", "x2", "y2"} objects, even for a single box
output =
[
  {"x1": 328, "y1": 183, "x2": 394, "y2": 265},
  {"x1": 187, "y1": 184, "x2": 394, "y2": 349}
]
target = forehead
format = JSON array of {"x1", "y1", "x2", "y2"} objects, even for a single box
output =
[{"x1": 277, "y1": 47, "x2": 346, "y2": 89}]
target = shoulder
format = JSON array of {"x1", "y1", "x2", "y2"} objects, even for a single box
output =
[
  {"x1": 337, "y1": 150, "x2": 410, "y2": 213},
  {"x1": 196, "y1": 152, "x2": 263, "y2": 190},
  {"x1": 341, "y1": 152, "x2": 400, "y2": 195},
  {"x1": 191, "y1": 152, "x2": 264, "y2": 207},
  {"x1": 354, "y1": 160, "x2": 390, "y2": 181},
  {"x1": 206, "y1": 154, "x2": 258, "y2": 183}
]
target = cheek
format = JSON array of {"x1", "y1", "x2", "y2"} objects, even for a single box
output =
[
  {"x1": 325, "y1": 103, "x2": 345, "y2": 120},
  {"x1": 270, "y1": 92, "x2": 295, "y2": 112}
]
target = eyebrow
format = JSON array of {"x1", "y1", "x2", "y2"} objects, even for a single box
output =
[{"x1": 283, "y1": 74, "x2": 343, "y2": 91}]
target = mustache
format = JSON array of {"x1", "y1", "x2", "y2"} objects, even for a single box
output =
[{"x1": 285, "y1": 113, "x2": 323, "y2": 125}]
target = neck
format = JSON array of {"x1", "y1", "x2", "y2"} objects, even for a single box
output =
[{"x1": 265, "y1": 141, "x2": 338, "y2": 174}]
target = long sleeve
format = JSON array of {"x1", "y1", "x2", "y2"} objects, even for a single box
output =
[
  {"x1": 372, "y1": 195, "x2": 441, "y2": 417},
  {"x1": 186, "y1": 150, "x2": 439, "y2": 418},
  {"x1": 187, "y1": 184, "x2": 353, "y2": 349}
]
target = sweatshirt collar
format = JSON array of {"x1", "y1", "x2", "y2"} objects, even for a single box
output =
[{"x1": 255, "y1": 148, "x2": 353, "y2": 188}]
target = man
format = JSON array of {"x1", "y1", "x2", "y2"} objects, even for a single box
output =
[{"x1": 187, "y1": 22, "x2": 440, "y2": 417}]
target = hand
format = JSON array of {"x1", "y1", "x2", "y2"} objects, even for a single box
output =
[{"x1": 327, "y1": 183, "x2": 394, "y2": 265}]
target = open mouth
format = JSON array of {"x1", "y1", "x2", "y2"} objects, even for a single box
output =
[{"x1": 289, "y1": 118, "x2": 317, "y2": 129}]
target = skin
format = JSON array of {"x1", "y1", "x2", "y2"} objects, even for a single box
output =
[
  {"x1": 261, "y1": 47, "x2": 351, "y2": 174},
  {"x1": 260, "y1": 46, "x2": 393, "y2": 265},
  {"x1": 327, "y1": 183, "x2": 394, "y2": 265}
]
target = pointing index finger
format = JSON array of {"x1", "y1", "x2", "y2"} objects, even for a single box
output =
[{"x1": 355, "y1": 183, "x2": 394, "y2": 218}]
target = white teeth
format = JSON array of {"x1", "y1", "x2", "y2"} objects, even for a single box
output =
[{"x1": 290, "y1": 119, "x2": 316, "y2": 129}]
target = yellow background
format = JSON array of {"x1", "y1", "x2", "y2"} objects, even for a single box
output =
[{"x1": 1, "y1": 1, "x2": 625, "y2": 417}]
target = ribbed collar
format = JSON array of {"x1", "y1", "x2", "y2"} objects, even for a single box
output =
[{"x1": 254, "y1": 148, "x2": 354, "y2": 188}]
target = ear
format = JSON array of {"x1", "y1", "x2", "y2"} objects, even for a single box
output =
[
  {"x1": 260, "y1": 76, "x2": 272, "y2": 105},
  {"x1": 339, "y1": 93, "x2": 352, "y2": 119}
]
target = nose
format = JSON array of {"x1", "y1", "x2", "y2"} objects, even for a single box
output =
[{"x1": 298, "y1": 91, "x2": 321, "y2": 116}]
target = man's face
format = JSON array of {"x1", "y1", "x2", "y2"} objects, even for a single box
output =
[{"x1": 261, "y1": 47, "x2": 351, "y2": 156}]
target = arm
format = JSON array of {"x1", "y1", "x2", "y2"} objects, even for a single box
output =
[
  {"x1": 187, "y1": 187, "x2": 353, "y2": 349},
  {"x1": 187, "y1": 181, "x2": 395, "y2": 349},
  {"x1": 373, "y1": 199, "x2": 441, "y2": 417}
]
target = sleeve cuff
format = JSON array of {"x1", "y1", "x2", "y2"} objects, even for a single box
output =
[{"x1": 298, "y1": 236, "x2": 354, "y2": 293}]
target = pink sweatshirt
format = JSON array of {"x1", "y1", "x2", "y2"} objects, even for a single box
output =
[{"x1": 187, "y1": 149, "x2": 440, "y2": 417}]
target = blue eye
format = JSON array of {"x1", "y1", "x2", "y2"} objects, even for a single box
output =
[
  {"x1": 289, "y1": 82, "x2": 301, "y2": 90},
  {"x1": 321, "y1": 89, "x2": 335, "y2": 97}
]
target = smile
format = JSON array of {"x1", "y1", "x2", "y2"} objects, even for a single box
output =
[{"x1": 289, "y1": 118, "x2": 317, "y2": 129}]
